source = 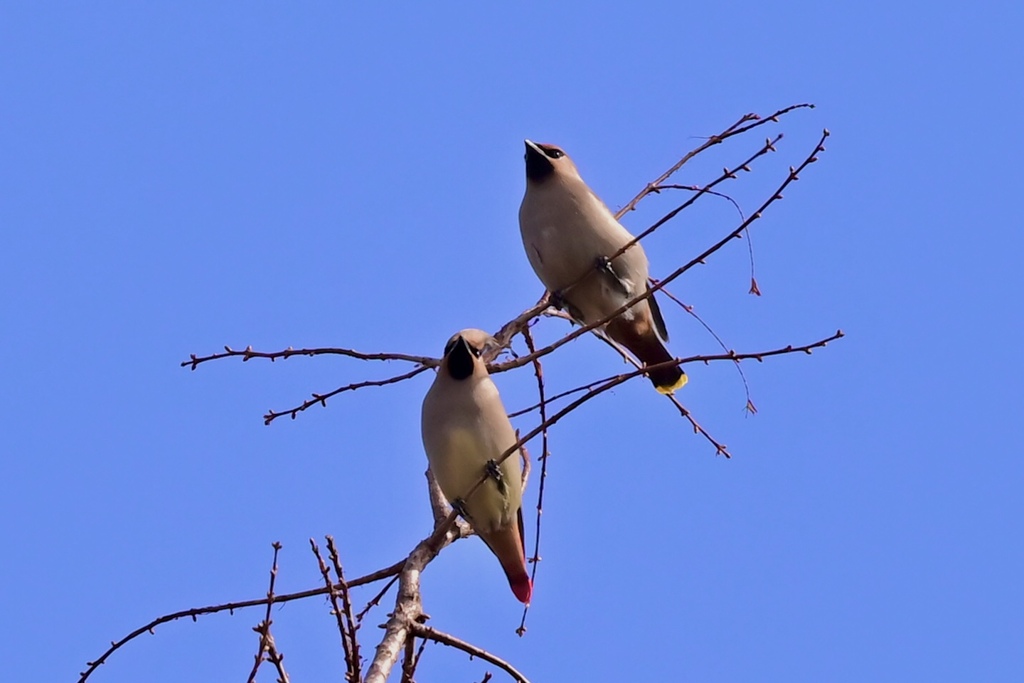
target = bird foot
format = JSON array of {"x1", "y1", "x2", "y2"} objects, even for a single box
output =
[
  {"x1": 485, "y1": 459, "x2": 508, "y2": 495},
  {"x1": 450, "y1": 497, "x2": 470, "y2": 519}
]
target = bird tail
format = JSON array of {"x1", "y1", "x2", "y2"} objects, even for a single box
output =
[
  {"x1": 607, "y1": 316, "x2": 687, "y2": 394},
  {"x1": 478, "y1": 510, "x2": 533, "y2": 604}
]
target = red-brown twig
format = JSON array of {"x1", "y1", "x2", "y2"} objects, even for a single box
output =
[
  {"x1": 263, "y1": 365, "x2": 431, "y2": 425},
  {"x1": 650, "y1": 184, "x2": 745, "y2": 219},
  {"x1": 614, "y1": 103, "x2": 814, "y2": 218},
  {"x1": 183, "y1": 345, "x2": 436, "y2": 371},
  {"x1": 654, "y1": 281, "x2": 755, "y2": 414},
  {"x1": 246, "y1": 542, "x2": 286, "y2": 683},
  {"x1": 588, "y1": 329, "x2": 736, "y2": 457},
  {"x1": 608, "y1": 133, "x2": 781, "y2": 265},
  {"x1": 507, "y1": 330, "x2": 840, "y2": 424},
  {"x1": 356, "y1": 575, "x2": 400, "y2": 624},
  {"x1": 517, "y1": 328, "x2": 549, "y2": 636},
  {"x1": 310, "y1": 538, "x2": 362, "y2": 682},
  {"x1": 327, "y1": 536, "x2": 362, "y2": 682},
  {"x1": 410, "y1": 623, "x2": 531, "y2": 683}
]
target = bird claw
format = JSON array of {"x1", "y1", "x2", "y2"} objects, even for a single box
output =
[
  {"x1": 450, "y1": 497, "x2": 469, "y2": 518},
  {"x1": 594, "y1": 255, "x2": 614, "y2": 273},
  {"x1": 485, "y1": 459, "x2": 507, "y2": 495}
]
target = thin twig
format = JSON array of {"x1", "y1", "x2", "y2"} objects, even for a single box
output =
[
  {"x1": 654, "y1": 281, "x2": 755, "y2": 414},
  {"x1": 518, "y1": 328, "x2": 548, "y2": 636},
  {"x1": 607, "y1": 133, "x2": 781, "y2": 266},
  {"x1": 411, "y1": 623, "x2": 531, "y2": 683},
  {"x1": 651, "y1": 184, "x2": 746, "y2": 219},
  {"x1": 589, "y1": 332, "x2": 735, "y2": 457},
  {"x1": 265, "y1": 633, "x2": 291, "y2": 683},
  {"x1": 246, "y1": 542, "x2": 284, "y2": 683},
  {"x1": 489, "y1": 330, "x2": 844, "y2": 497},
  {"x1": 183, "y1": 345, "x2": 436, "y2": 370},
  {"x1": 78, "y1": 559, "x2": 406, "y2": 683},
  {"x1": 264, "y1": 365, "x2": 431, "y2": 425},
  {"x1": 327, "y1": 536, "x2": 362, "y2": 682},
  {"x1": 310, "y1": 538, "x2": 361, "y2": 682},
  {"x1": 356, "y1": 575, "x2": 400, "y2": 624},
  {"x1": 614, "y1": 103, "x2": 814, "y2": 218}
]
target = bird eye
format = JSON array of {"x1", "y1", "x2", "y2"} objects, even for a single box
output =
[{"x1": 546, "y1": 148, "x2": 564, "y2": 159}]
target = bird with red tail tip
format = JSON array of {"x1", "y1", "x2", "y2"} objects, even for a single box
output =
[{"x1": 421, "y1": 329, "x2": 532, "y2": 604}]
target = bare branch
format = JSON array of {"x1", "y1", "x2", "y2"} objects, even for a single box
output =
[
  {"x1": 411, "y1": 623, "x2": 531, "y2": 683},
  {"x1": 518, "y1": 327, "x2": 549, "y2": 636},
  {"x1": 327, "y1": 536, "x2": 362, "y2": 682},
  {"x1": 310, "y1": 538, "x2": 361, "y2": 682},
  {"x1": 263, "y1": 365, "x2": 432, "y2": 425},
  {"x1": 614, "y1": 102, "x2": 814, "y2": 218},
  {"x1": 607, "y1": 133, "x2": 781, "y2": 267},
  {"x1": 245, "y1": 542, "x2": 285, "y2": 683},
  {"x1": 356, "y1": 575, "x2": 400, "y2": 624},
  {"x1": 77, "y1": 559, "x2": 406, "y2": 683},
  {"x1": 183, "y1": 345, "x2": 436, "y2": 371},
  {"x1": 654, "y1": 281, "x2": 755, "y2": 413},
  {"x1": 264, "y1": 633, "x2": 290, "y2": 683},
  {"x1": 589, "y1": 330, "x2": 735, "y2": 457}
]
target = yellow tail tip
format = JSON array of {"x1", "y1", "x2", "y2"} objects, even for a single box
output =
[{"x1": 655, "y1": 372, "x2": 688, "y2": 395}]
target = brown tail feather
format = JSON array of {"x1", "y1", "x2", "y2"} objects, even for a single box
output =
[{"x1": 607, "y1": 316, "x2": 687, "y2": 393}]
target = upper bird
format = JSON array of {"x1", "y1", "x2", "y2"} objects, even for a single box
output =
[
  {"x1": 421, "y1": 329, "x2": 532, "y2": 604},
  {"x1": 518, "y1": 140, "x2": 687, "y2": 393}
]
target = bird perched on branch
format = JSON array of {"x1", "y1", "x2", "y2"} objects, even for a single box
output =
[
  {"x1": 421, "y1": 329, "x2": 532, "y2": 604},
  {"x1": 519, "y1": 140, "x2": 687, "y2": 393}
]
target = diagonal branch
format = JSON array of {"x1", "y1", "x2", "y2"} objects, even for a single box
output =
[
  {"x1": 263, "y1": 365, "x2": 432, "y2": 425},
  {"x1": 77, "y1": 559, "x2": 406, "y2": 683},
  {"x1": 607, "y1": 133, "x2": 781, "y2": 265},
  {"x1": 614, "y1": 102, "x2": 814, "y2": 218},
  {"x1": 411, "y1": 623, "x2": 531, "y2": 683}
]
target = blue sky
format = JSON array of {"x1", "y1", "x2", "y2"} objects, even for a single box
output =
[{"x1": 2, "y1": 3, "x2": 1022, "y2": 682}]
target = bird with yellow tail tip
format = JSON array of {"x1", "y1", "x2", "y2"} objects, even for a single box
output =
[{"x1": 518, "y1": 140, "x2": 687, "y2": 394}]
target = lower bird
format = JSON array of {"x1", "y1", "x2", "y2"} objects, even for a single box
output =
[
  {"x1": 421, "y1": 328, "x2": 532, "y2": 604},
  {"x1": 519, "y1": 140, "x2": 687, "y2": 393}
]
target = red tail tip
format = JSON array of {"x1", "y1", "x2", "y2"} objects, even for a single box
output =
[{"x1": 510, "y1": 574, "x2": 533, "y2": 604}]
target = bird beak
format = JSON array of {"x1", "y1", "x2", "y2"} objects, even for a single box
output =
[
  {"x1": 524, "y1": 140, "x2": 554, "y2": 180},
  {"x1": 444, "y1": 335, "x2": 477, "y2": 380}
]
